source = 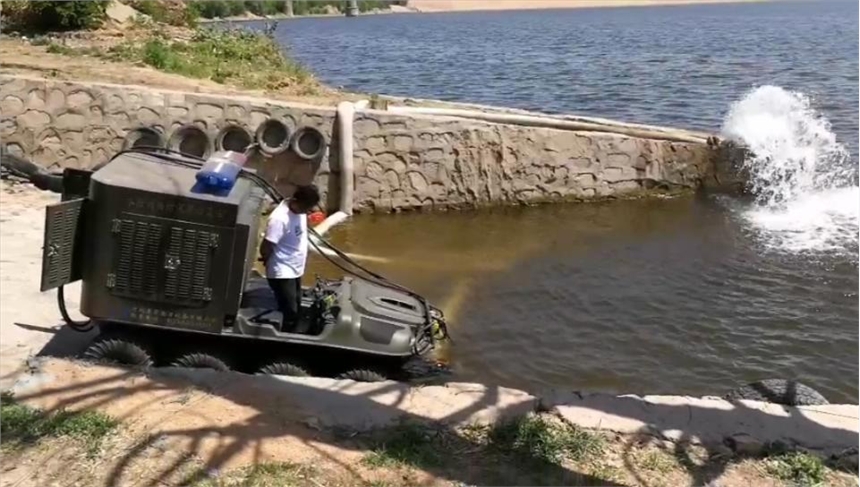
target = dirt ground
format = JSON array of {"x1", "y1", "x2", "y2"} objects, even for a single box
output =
[
  {"x1": 0, "y1": 181, "x2": 92, "y2": 391},
  {"x1": 3, "y1": 357, "x2": 856, "y2": 487}
]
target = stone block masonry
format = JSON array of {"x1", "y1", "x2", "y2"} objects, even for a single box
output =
[
  {"x1": 0, "y1": 75, "x2": 721, "y2": 213},
  {"x1": 351, "y1": 112, "x2": 715, "y2": 211}
]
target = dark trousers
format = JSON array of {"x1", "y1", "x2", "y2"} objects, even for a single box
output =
[{"x1": 268, "y1": 277, "x2": 302, "y2": 333}]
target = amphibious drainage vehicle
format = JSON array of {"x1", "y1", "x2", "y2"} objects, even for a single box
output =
[{"x1": 30, "y1": 147, "x2": 449, "y2": 381}]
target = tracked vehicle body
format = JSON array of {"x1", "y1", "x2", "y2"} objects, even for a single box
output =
[{"x1": 40, "y1": 150, "x2": 446, "y2": 378}]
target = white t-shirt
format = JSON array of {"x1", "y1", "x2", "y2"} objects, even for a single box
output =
[{"x1": 264, "y1": 201, "x2": 308, "y2": 279}]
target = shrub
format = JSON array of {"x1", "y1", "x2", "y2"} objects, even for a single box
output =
[
  {"x1": 140, "y1": 37, "x2": 177, "y2": 70},
  {"x1": 358, "y1": 0, "x2": 393, "y2": 12},
  {"x1": 2, "y1": 0, "x2": 109, "y2": 33},
  {"x1": 188, "y1": 0, "x2": 229, "y2": 19},
  {"x1": 187, "y1": 0, "x2": 249, "y2": 18},
  {"x1": 766, "y1": 452, "x2": 828, "y2": 486},
  {"x1": 128, "y1": 0, "x2": 198, "y2": 27}
]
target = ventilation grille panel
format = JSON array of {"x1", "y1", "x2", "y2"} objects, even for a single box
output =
[
  {"x1": 163, "y1": 228, "x2": 214, "y2": 302},
  {"x1": 40, "y1": 199, "x2": 84, "y2": 292},
  {"x1": 111, "y1": 217, "x2": 217, "y2": 306}
]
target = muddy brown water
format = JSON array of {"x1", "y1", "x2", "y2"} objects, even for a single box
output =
[{"x1": 307, "y1": 194, "x2": 858, "y2": 404}]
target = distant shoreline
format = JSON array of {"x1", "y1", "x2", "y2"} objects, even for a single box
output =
[
  {"x1": 404, "y1": 0, "x2": 768, "y2": 13},
  {"x1": 198, "y1": 0, "x2": 768, "y2": 23},
  {"x1": 196, "y1": 7, "x2": 408, "y2": 23}
]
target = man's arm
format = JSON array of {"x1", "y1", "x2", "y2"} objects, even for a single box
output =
[
  {"x1": 260, "y1": 210, "x2": 287, "y2": 264},
  {"x1": 259, "y1": 239, "x2": 275, "y2": 264}
]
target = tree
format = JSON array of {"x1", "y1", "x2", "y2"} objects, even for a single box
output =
[
  {"x1": 3, "y1": 1, "x2": 110, "y2": 32},
  {"x1": 189, "y1": 0, "x2": 229, "y2": 19}
]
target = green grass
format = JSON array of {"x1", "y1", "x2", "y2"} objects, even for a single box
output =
[
  {"x1": 45, "y1": 41, "x2": 102, "y2": 57},
  {"x1": 45, "y1": 42, "x2": 75, "y2": 55},
  {"x1": 765, "y1": 452, "x2": 828, "y2": 486},
  {"x1": 362, "y1": 422, "x2": 445, "y2": 468},
  {"x1": 105, "y1": 26, "x2": 319, "y2": 94},
  {"x1": 638, "y1": 449, "x2": 676, "y2": 474},
  {"x1": 0, "y1": 391, "x2": 119, "y2": 457},
  {"x1": 488, "y1": 415, "x2": 605, "y2": 465},
  {"x1": 187, "y1": 462, "x2": 317, "y2": 487},
  {"x1": 359, "y1": 415, "x2": 605, "y2": 475}
]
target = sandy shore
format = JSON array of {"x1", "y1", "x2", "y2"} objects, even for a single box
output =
[{"x1": 406, "y1": 0, "x2": 768, "y2": 12}]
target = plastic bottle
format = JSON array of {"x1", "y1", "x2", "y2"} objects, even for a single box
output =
[{"x1": 195, "y1": 150, "x2": 248, "y2": 192}]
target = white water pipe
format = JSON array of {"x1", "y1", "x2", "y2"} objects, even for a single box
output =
[
  {"x1": 314, "y1": 210, "x2": 349, "y2": 235},
  {"x1": 382, "y1": 95, "x2": 713, "y2": 139},
  {"x1": 386, "y1": 105, "x2": 709, "y2": 144},
  {"x1": 311, "y1": 210, "x2": 389, "y2": 263},
  {"x1": 310, "y1": 232, "x2": 390, "y2": 263},
  {"x1": 307, "y1": 100, "x2": 391, "y2": 263},
  {"x1": 336, "y1": 101, "x2": 357, "y2": 215}
]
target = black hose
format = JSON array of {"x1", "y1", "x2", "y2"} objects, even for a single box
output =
[
  {"x1": 0, "y1": 150, "x2": 64, "y2": 193},
  {"x1": 58, "y1": 285, "x2": 93, "y2": 332}
]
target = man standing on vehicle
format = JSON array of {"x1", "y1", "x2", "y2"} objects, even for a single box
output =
[{"x1": 260, "y1": 185, "x2": 320, "y2": 333}]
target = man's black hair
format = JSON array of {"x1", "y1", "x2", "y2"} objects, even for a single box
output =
[{"x1": 291, "y1": 184, "x2": 320, "y2": 208}]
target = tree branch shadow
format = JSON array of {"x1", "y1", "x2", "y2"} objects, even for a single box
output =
[
  {"x1": 11, "y1": 363, "x2": 625, "y2": 486},
  {"x1": 7, "y1": 327, "x2": 857, "y2": 487}
]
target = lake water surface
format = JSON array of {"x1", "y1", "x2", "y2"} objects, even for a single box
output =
[{"x1": 253, "y1": 1, "x2": 858, "y2": 402}]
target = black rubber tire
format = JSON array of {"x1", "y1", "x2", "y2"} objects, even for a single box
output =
[
  {"x1": 171, "y1": 353, "x2": 231, "y2": 371},
  {"x1": 258, "y1": 361, "x2": 311, "y2": 377},
  {"x1": 337, "y1": 369, "x2": 388, "y2": 382},
  {"x1": 83, "y1": 335, "x2": 153, "y2": 367},
  {"x1": 724, "y1": 379, "x2": 829, "y2": 406}
]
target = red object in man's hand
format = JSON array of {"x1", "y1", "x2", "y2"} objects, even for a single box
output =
[{"x1": 309, "y1": 211, "x2": 326, "y2": 226}]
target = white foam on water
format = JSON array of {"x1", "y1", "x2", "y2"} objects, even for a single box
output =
[
  {"x1": 743, "y1": 186, "x2": 858, "y2": 253},
  {"x1": 720, "y1": 85, "x2": 858, "y2": 255}
]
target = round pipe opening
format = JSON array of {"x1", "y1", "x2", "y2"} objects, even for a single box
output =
[
  {"x1": 290, "y1": 126, "x2": 327, "y2": 161},
  {"x1": 255, "y1": 118, "x2": 291, "y2": 156},
  {"x1": 167, "y1": 124, "x2": 211, "y2": 159},
  {"x1": 123, "y1": 127, "x2": 164, "y2": 150},
  {"x1": 216, "y1": 125, "x2": 253, "y2": 152}
]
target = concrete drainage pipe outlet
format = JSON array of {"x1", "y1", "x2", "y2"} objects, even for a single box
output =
[
  {"x1": 255, "y1": 118, "x2": 292, "y2": 156},
  {"x1": 215, "y1": 125, "x2": 253, "y2": 152},
  {"x1": 123, "y1": 127, "x2": 164, "y2": 151},
  {"x1": 168, "y1": 124, "x2": 212, "y2": 159},
  {"x1": 290, "y1": 126, "x2": 327, "y2": 161}
]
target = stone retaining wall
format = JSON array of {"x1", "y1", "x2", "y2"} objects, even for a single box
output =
[{"x1": 0, "y1": 75, "x2": 722, "y2": 212}]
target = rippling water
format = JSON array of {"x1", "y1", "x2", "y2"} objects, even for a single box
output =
[
  {"x1": 268, "y1": 0, "x2": 858, "y2": 155},
  {"x1": 249, "y1": 1, "x2": 858, "y2": 402},
  {"x1": 315, "y1": 194, "x2": 858, "y2": 402}
]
